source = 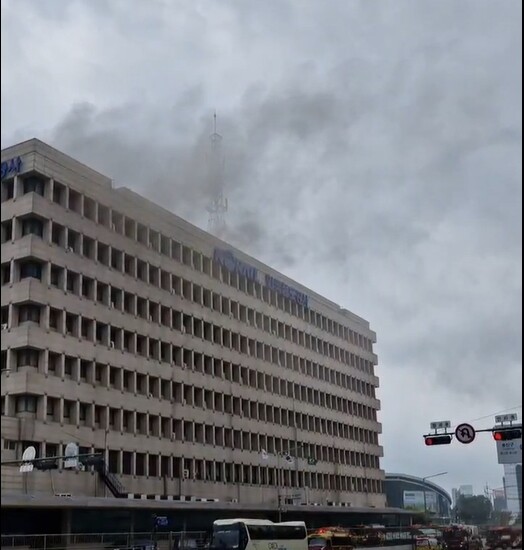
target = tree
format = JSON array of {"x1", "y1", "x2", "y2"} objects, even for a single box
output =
[{"x1": 456, "y1": 495, "x2": 493, "y2": 524}]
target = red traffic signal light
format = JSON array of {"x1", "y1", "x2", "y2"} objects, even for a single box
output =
[
  {"x1": 425, "y1": 435, "x2": 452, "y2": 446},
  {"x1": 493, "y1": 429, "x2": 522, "y2": 441}
]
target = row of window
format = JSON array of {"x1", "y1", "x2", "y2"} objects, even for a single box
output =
[
  {"x1": 2, "y1": 349, "x2": 378, "y2": 434},
  {"x1": 0, "y1": 176, "x2": 374, "y2": 351},
  {"x1": 0, "y1": 237, "x2": 375, "y2": 375},
  {"x1": 2, "y1": 298, "x2": 377, "y2": 397},
  {"x1": 5, "y1": 440, "x2": 382, "y2": 493},
  {"x1": 7, "y1": 394, "x2": 379, "y2": 468}
]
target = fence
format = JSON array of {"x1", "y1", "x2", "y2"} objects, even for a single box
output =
[
  {"x1": 1, "y1": 529, "x2": 415, "y2": 550},
  {"x1": 0, "y1": 531, "x2": 207, "y2": 550}
]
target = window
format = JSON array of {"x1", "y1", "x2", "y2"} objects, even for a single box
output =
[
  {"x1": 18, "y1": 304, "x2": 41, "y2": 324},
  {"x1": 21, "y1": 218, "x2": 44, "y2": 237},
  {"x1": 246, "y1": 525, "x2": 307, "y2": 540},
  {"x1": 2, "y1": 180, "x2": 14, "y2": 201},
  {"x1": 1, "y1": 264, "x2": 11, "y2": 285},
  {"x1": 3, "y1": 440, "x2": 17, "y2": 450},
  {"x1": 20, "y1": 261, "x2": 42, "y2": 280},
  {"x1": 16, "y1": 395, "x2": 37, "y2": 413},
  {"x1": 1, "y1": 220, "x2": 12, "y2": 243},
  {"x1": 22, "y1": 176, "x2": 45, "y2": 196},
  {"x1": 17, "y1": 348, "x2": 40, "y2": 368}
]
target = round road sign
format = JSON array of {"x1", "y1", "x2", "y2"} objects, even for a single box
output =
[{"x1": 455, "y1": 423, "x2": 476, "y2": 444}]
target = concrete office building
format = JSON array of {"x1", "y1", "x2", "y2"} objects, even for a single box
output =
[{"x1": 1, "y1": 139, "x2": 385, "y2": 512}]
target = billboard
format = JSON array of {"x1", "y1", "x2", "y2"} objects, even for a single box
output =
[{"x1": 403, "y1": 490, "x2": 438, "y2": 513}]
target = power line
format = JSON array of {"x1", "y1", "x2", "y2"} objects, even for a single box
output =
[{"x1": 450, "y1": 405, "x2": 522, "y2": 430}]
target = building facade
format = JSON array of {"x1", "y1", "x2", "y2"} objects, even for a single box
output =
[
  {"x1": 1, "y1": 139, "x2": 385, "y2": 509},
  {"x1": 385, "y1": 474, "x2": 452, "y2": 521},
  {"x1": 503, "y1": 464, "x2": 522, "y2": 518}
]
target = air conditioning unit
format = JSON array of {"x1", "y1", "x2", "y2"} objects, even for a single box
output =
[
  {"x1": 182, "y1": 469, "x2": 190, "y2": 479},
  {"x1": 1, "y1": 324, "x2": 7, "y2": 331}
]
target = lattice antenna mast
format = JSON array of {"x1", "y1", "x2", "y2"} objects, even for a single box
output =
[{"x1": 207, "y1": 113, "x2": 228, "y2": 237}]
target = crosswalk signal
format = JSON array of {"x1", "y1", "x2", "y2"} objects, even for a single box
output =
[
  {"x1": 425, "y1": 435, "x2": 452, "y2": 446},
  {"x1": 493, "y1": 428, "x2": 522, "y2": 441}
]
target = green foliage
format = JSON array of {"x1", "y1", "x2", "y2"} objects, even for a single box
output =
[{"x1": 455, "y1": 495, "x2": 493, "y2": 525}]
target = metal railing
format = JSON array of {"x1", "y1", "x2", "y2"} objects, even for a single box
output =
[
  {"x1": 1, "y1": 529, "x2": 415, "y2": 550},
  {"x1": 0, "y1": 531, "x2": 206, "y2": 550}
]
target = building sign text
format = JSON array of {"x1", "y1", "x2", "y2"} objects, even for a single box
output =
[{"x1": 1, "y1": 156, "x2": 22, "y2": 180}]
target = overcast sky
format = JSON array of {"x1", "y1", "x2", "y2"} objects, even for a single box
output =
[{"x1": 1, "y1": 0, "x2": 522, "y2": 498}]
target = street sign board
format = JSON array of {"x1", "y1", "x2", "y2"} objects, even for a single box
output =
[
  {"x1": 495, "y1": 424, "x2": 522, "y2": 464},
  {"x1": 495, "y1": 414, "x2": 518, "y2": 424},
  {"x1": 455, "y1": 423, "x2": 476, "y2": 444},
  {"x1": 430, "y1": 421, "x2": 451, "y2": 430},
  {"x1": 155, "y1": 516, "x2": 168, "y2": 528}
]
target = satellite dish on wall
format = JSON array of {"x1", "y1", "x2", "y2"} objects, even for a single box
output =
[
  {"x1": 260, "y1": 449, "x2": 269, "y2": 461},
  {"x1": 64, "y1": 442, "x2": 79, "y2": 469},
  {"x1": 20, "y1": 446, "x2": 36, "y2": 472}
]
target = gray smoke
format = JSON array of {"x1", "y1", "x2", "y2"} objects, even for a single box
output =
[{"x1": 2, "y1": 0, "x2": 522, "y2": 452}]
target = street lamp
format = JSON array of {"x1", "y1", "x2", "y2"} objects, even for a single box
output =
[{"x1": 422, "y1": 471, "x2": 448, "y2": 518}]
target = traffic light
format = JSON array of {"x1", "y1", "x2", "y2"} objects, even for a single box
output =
[
  {"x1": 424, "y1": 435, "x2": 452, "y2": 446},
  {"x1": 493, "y1": 428, "x2": 522, "y2": 441}
]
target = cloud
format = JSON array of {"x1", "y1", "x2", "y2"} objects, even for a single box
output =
[{"x1": 1, "y1": 0, "x2": 522, "y2": 495}]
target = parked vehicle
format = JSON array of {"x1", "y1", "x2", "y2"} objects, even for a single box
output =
[
  {"x1": 485, "y1": 527, "x2": 522, "y2": 550},
  {"x1": 441, "y1": 525, "x2": 483, "y2": 550},
  {"x1": 308, "y1": 527, "x2": 355, "y2": 550}
]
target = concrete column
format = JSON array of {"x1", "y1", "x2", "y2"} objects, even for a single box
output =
[
  {"x1": 38, "y1": 395, "x2": 47, "y2": 422},
  {"x1": 13, "y1": 175, "x2": 22, "y2": 198},
  {"x1": 9, "y1": 260, "x2": 16, "y2": 284},
  {"x1": 59, "y1": 398, "x2": 65, "y2": 425}
]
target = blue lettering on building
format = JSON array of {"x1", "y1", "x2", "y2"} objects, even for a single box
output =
[
  {"x1": 1, "y1": 156, "x2": 22, "y2": 180},
  {"x1": 213, "y1": 248, "x2": 258, "y2": 281},
  {"x1": 265, "y1": 274, "x2": 309, "y2": 308}
]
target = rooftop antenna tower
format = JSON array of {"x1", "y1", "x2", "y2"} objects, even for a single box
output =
[{"x1": 207, "y1": 112, "x2": 228, "y2": 238}]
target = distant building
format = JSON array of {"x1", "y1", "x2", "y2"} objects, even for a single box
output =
[
  {"x1": 503, "y1": 464, "x2": 522, "y2": 518},
  {"x1": 385, "y1": 473, "x2": 452, "y2": 520},
  {"x1": 459, "y1": 485, "x2": 474, "y2": 496},
  {"x1": 492, "y1": 488, "x2": 507, "y2": 513},
  {"x1": 452, "y1": 485, "x2": 474, "y2": 507}
]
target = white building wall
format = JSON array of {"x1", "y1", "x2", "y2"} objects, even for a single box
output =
[{"x1": 1, "y1": 139, "x2": 385, "y2": 508}]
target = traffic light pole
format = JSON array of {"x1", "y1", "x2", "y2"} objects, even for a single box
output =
[{"x1": 423, "y1": 425, "x2": 522, "y2": 445}]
